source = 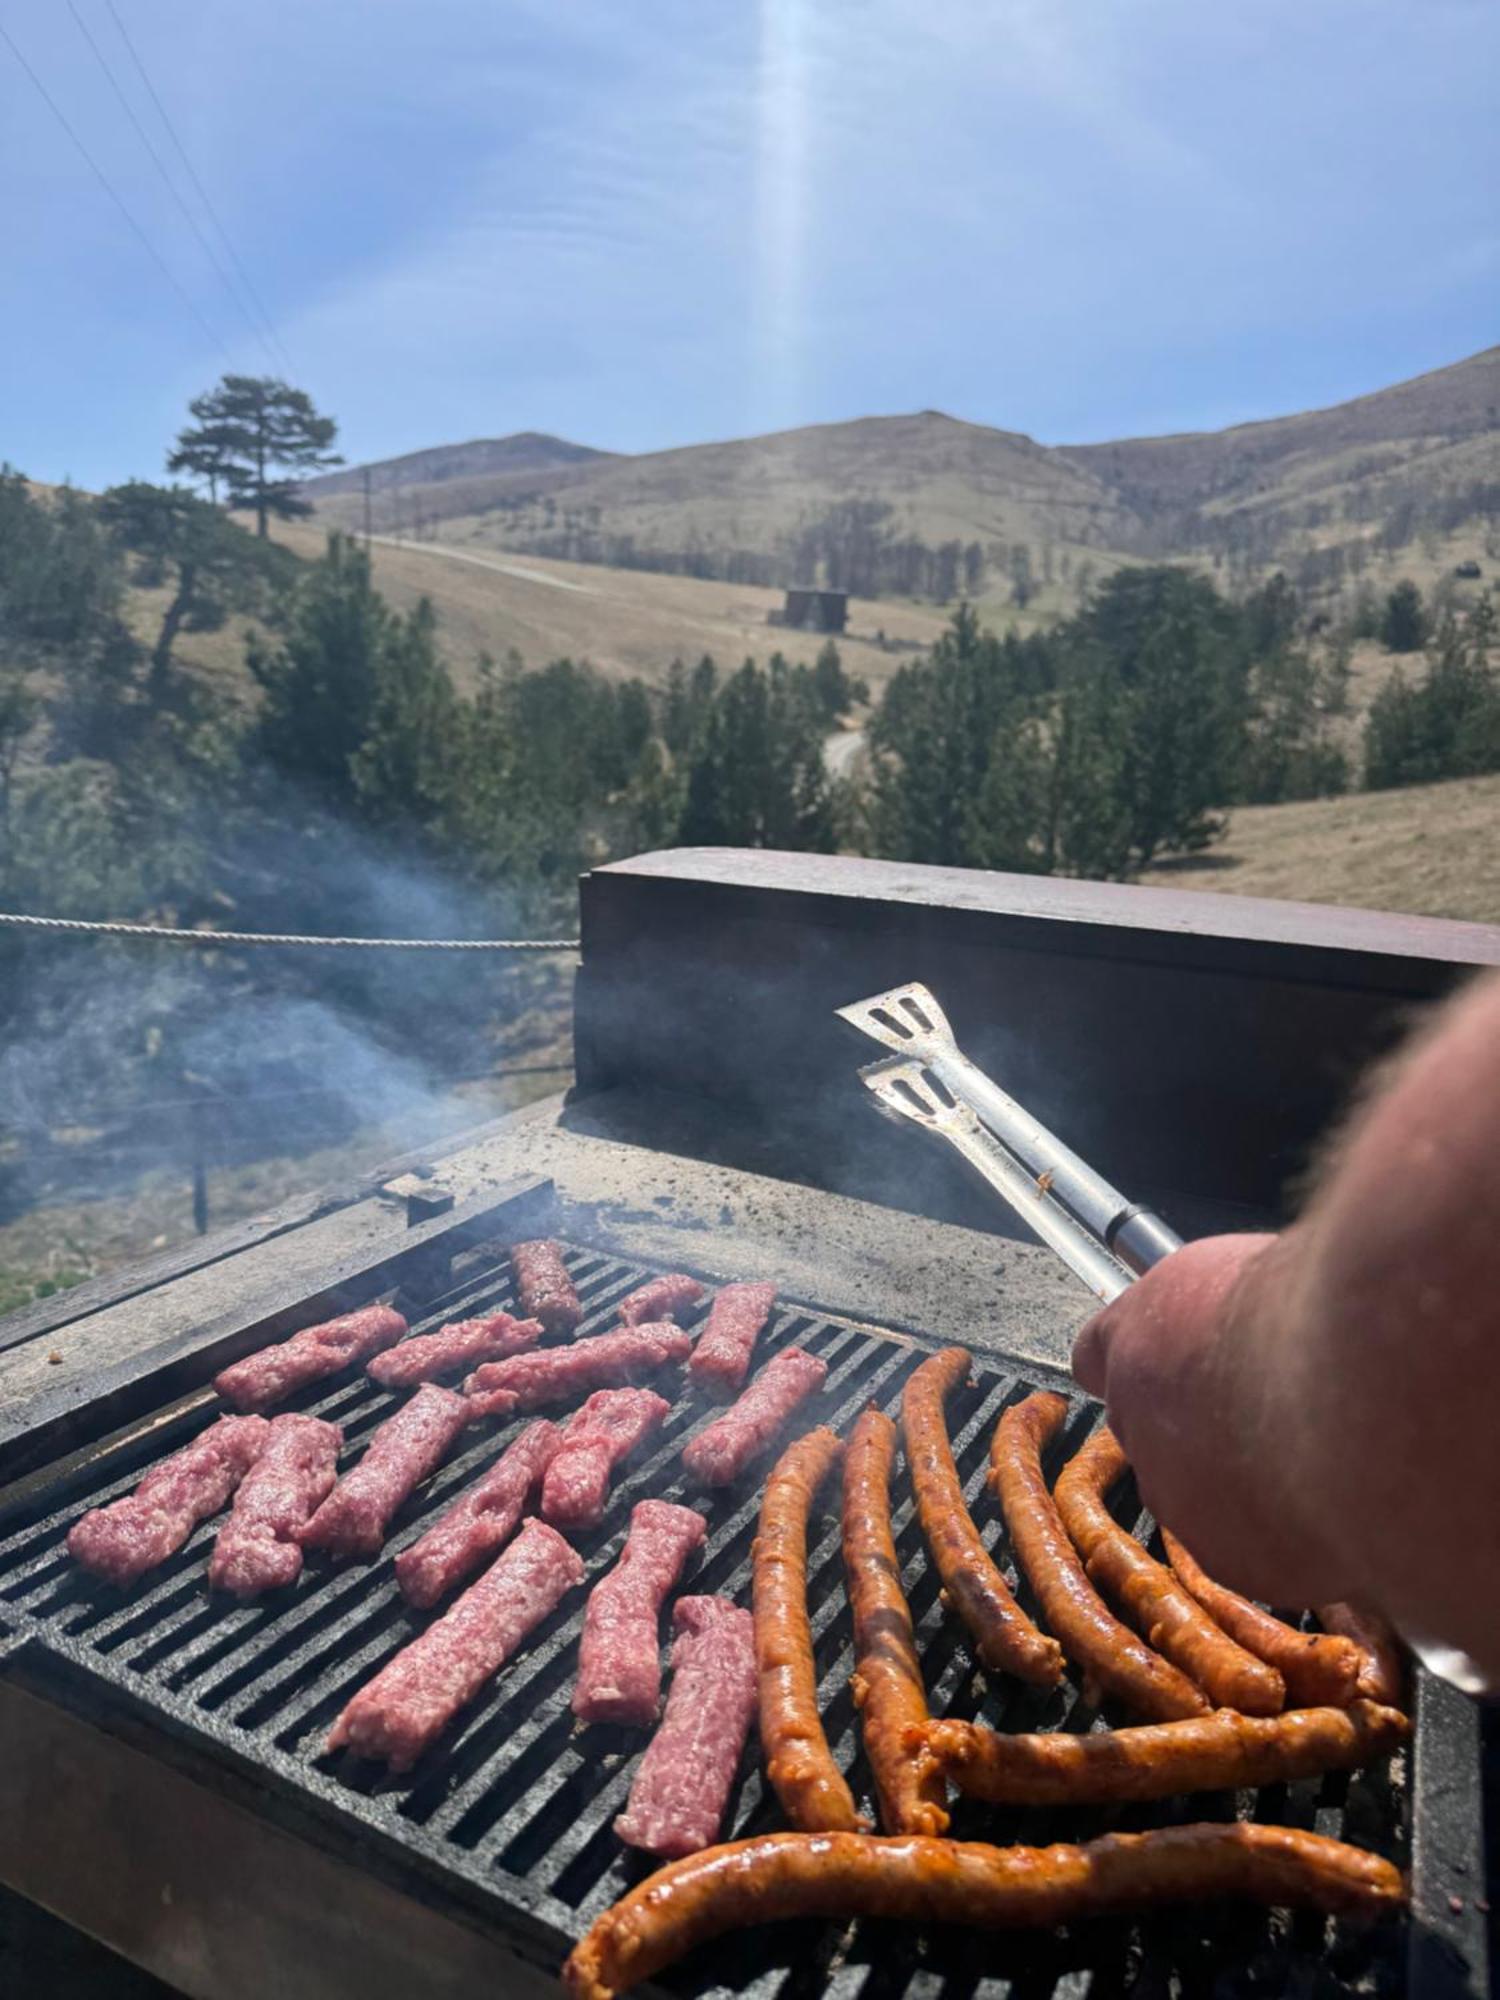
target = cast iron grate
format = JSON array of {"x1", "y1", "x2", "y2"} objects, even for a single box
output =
[{"x1": 0, "y1": 1242, "x2": 1430, "y2": 1995}]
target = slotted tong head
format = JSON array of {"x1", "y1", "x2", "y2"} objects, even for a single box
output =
[{"x1": 836, "y1": 981, "x2": 1181, "y2": 1303}]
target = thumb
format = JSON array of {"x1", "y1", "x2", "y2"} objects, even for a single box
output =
[{"x1": 1071, "y1": 1307, "x2": 1111, "y2": 1396}]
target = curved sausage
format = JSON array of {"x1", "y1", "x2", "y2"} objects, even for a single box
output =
[
  {"x1": 1161, "y1": 1530, "x2": 1363, "y2": 1707},
  {"x1": 916, "y1": 1698, "x2": 1408, "y2": 1805},
  {"x1": 754, "y1": 1426, "x2": 867, "y2": 1832},
  {"x1": 841, "y1": 1409, "x2": 949, "y2": 1835},
  {"x1": 1054, "y1": 1427, "x2": 1285, "y2": 1714},
  {"x1": 563, "y1": 1825, "x2": 1405, "y2": 2000},
  {"x1": 1317, "y1": 1603, "x2": 1407, "y2": 1705},
  {"x1": 989, "y1": 1393, "x2": 1206, "y2": 1720},
  {"x1": 901, "y1": 1349, "x2": 1062, "y2": 1688}
]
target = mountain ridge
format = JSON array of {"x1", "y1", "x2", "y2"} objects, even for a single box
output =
[
  {"x1": 306, "y1": 346, "x2": 1500, "y2": 606},
  {"x1": 309, "y1": 430, "x2": 609, "y2": 500}
]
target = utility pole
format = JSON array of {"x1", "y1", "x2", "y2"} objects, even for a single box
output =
[{"x1": 362, "y1": 465, "x2": 373, "y2": 547}]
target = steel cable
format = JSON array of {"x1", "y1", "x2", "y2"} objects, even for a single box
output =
[{"x1": 0, "y1": 912, "x2": 578, "y2": 951}]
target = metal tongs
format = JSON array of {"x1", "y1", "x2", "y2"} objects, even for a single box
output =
[{"x1": 836, "y1": 981, "x2": 1182, "y2": 1303}]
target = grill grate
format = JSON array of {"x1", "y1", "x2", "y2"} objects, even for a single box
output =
[{"x1": 0, "y1": 1242, "x2": 1423, "y2": 1995}]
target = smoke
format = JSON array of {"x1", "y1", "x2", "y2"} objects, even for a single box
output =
[{"x1": 0, "y1": 789, "x2": 571, "y2": 1230}]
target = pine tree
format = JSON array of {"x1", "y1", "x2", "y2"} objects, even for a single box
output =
[
  {"x1": 0, "y1": 475, "x2": 143, "y2": 756},
  {"x1": 1240, "y1": 644, "x2": 1349, "y2": 803},
  {"x1": 0, "y1": 672, "x2": 38, "y2": 822},
  {"x1": 350, "y1": 597, "x2": 457, "y2": 827},
  {"x1": 1081, "y1": 568, "x2": 1246, "y2": 868},
  {"x1": 1048, "y1": 660, "x2": 1134, "y2": 876},
  {"x1": 867, "y1": 605, "x2": 1022, "y2": 863},
  {"x1": 1363, "y1": 597, "x2": 1499, "y2": 787},
  {"x1": 1379, "y1": 579, "x2": 1427, "y2": 653},
  {"x1": 98, "y1": 482, "x2": 273, "y2": 694},
  {"x1": 678, "y1": 656, "x2": 835, "y2": 849},
  {"x1": 811, "y1": 639, "x2": 866, "y2": 723},
  {"x1": 247, "y1": 534, "x2": 391, "y2": 795},
  {"x1": 962, "y1": 705, "x2": 1051, "y2": 873},
  {"x1": 1363, "y1": 669, "x2": 1425, "y2": 788},
  {"x1": 617, "y1": 680, "x2": 654, "y2": 763},
  {"x1": 162, "y1": 408, "x2": 239, "y2": 504},
  {"x1": 661, "y1": 659, "x2": 694, "y2": 753},
  {"x1": 169, "y1": 376, "x2": 342, "y2": 537}
]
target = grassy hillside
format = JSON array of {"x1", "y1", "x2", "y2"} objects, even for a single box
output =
[
  {"x1": 269, "y1": 520, "x2": 954, "y2": 689},
  {"x1": 307, "y1": 347, "x2": 1500, "y2": 615},
  {"x1": 1142, "y1": 771, "x2": 1500, "y2": 925},
  {"x1": 309, "y1": 410, "x2": 1142, "y2": 581}
]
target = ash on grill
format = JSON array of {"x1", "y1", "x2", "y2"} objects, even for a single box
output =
[{"x1": 0, "y1": 1240, "x2": 1429, "y2": 1998}]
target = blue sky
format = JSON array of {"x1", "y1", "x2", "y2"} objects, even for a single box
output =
[{"x1": 5, "y1": 0, "x2": 1496, "y2": 491}]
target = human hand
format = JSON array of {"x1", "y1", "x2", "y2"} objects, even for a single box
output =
[{"x1": 1071, "y1": 1232, "x2": 1351, "y2": 1609}]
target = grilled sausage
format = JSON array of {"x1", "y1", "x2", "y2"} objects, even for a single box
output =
[
  {"x1": 1317, "y1": 1603, "x2": 1407, "y2": 1706},
  {"x1": 901, "y1": 1349, "x2": 1062, "y2": 1688},
  {"x1": 1054, "y1": 1427, "x2": 1285, "y2": 1714},
  {"x1": 1162, "y1": 1530, "x2": 1363, "y2": 1707},
  {"x1": 754, "y1": 1426, "x2": 867, "y2": 1832},
  {"x1": 916, "y1": 1698, "x2": 1408, "y2": 1806},
  {"x1": 989, "y1": 1393, "x2": 1207, "y2": 1720},
  {"x1": 841, "y1": 1409, "x2": 949, "y2": 1835},
  {"x1": 563, "y1": 1825, "x2": 1405, "y2": 2000}
]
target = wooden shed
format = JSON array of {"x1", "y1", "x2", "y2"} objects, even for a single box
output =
[{"x1": 779, "y1": 586, "x2": 848, "y2": 633}]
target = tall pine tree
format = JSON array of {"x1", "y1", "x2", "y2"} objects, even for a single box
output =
[{"x1": 169, "y1": 376, "x2": 342, "y2": 536}]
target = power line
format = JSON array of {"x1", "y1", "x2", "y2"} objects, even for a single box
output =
[
  {"x1": 65, "y1": 0, "x2": 280, "y2": 373},
  {"x1": 0, "y1": 911, "x2": 580, "y2": 951},
  {"x1": 0, "y1": 17, "x2": 232, "y2": 363},
  {"x1": 99, "y1": 0, "x2": 294, "y2": 376}
]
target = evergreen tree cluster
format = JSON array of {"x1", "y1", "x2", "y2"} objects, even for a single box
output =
[
  {"x1": 447, "y1": 495, "x2": 1000, "y2": 603},
  {"x1": 207, "y1": 532, "x2": 861, "y2": 920},
  {"x1": 866, "y1": 568, "x2": 1352, "y2": 879},
  {"x1": 1364, "y1": 596, "x2": 1500, "y2": 789}
]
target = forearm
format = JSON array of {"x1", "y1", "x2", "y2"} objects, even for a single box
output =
[{"x1": 1249, "y1": 974, "x2": 1500, "y2": 1668}]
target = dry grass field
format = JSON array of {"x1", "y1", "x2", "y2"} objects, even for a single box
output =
[
  {"x1": 1143, "y1": 772, "x2": 1500, "y2": 926},
  {"x1": 270, "y1": 520, "x2": 953, "y2": 690}
]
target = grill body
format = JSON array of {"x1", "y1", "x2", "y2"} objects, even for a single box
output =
[{"x1": 0, "y1": 1233, "x2": 1485, "y2": 1999}]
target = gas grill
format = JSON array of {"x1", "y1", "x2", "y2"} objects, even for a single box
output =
[{"x1": 2, "y1": 849, "x2": 1497, "y2": 1998}]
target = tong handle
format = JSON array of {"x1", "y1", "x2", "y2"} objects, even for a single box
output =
[{"x1": 1107, "y1": 1205, "x2": 1182, "y2": 1274}]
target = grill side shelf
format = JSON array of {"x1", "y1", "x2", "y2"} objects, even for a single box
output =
[
  {"x1": 1408, "y1": 1669, "x2": 1490, "y2": 1999},
  {"x1": 0, "y1": 1239, "x2": 1475, "y2": 2000}
]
